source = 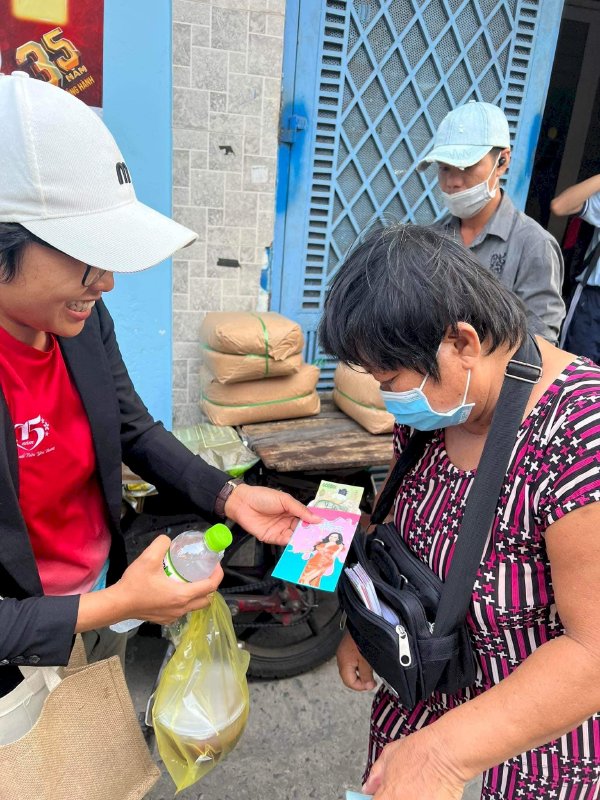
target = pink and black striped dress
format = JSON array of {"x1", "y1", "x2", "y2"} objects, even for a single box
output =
[{"x1": 366, "y1": 358, "x2": 600, "y2": 799}]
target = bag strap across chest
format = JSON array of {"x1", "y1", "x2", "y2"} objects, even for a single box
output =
[{"x1": 368, "y1": 334, "x2": 542, "y2": 637}]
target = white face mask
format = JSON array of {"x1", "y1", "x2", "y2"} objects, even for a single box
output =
[{"x1": 441, "y1": 156, "x2": 500, "y2": 219}]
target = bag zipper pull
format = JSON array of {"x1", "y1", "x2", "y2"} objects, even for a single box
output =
[{"x1": 396, "y1": 624, "x2": 412, "y2": 667}]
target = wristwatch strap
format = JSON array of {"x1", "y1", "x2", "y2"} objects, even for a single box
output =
[{"x1": 214, "y1": 478, "x2": 242, "y2": 518}]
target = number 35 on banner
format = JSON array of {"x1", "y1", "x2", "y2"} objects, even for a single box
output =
[
  {"x1": 1, "y1": 0, "x2": 104, "y2": 107},
  {"x1": 16, "y1": 27, "x2": 80, "y2": 87}
]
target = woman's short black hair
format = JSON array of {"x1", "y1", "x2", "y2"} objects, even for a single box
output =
[
  {"x1": 0, "y1": 222, "x2": 49, "y2": 282},
  {"x1": 318, "y1": 222, "x2": 527, "y2": 380}
]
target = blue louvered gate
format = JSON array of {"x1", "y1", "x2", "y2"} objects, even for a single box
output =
[{"x1": 271, "y1": 0, "x2": 565, "y2": 387}]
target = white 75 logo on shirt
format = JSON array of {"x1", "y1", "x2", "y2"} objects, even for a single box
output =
[{"x1": 14, "y1": 416, "x2": 50, "y2": 451}]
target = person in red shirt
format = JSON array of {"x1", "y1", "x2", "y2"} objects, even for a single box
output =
[{"x1": 0, "y1": 72, "x2": 319, "y2": 719}]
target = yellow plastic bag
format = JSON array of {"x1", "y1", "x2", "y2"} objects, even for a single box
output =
[{"x1": 152, "y1": 594, "x2": 250, "y2": 792}]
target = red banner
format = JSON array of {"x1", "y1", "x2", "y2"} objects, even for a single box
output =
[{"x1": 0, "y1": 0, "x2": 104, "y2": 107}]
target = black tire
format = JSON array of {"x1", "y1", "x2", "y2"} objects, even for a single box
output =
[
  {"x1": 223, "y1": 463, "x2": 374, "y2": 678},
  {"x1": 122, "y1": 509, "x2": 345, "y2": 680},
  {"x1": 221, "y1": 531, "x2": 344, "y2": 679},
  {"x1": 237, "y1": 589, "x2": 344, "y2": 680}
]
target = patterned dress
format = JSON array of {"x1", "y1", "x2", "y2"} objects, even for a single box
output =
[{"x1": 365, "y1": 359, "x2": 600, "y2": 799}]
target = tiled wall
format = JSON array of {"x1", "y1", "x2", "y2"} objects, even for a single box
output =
[{"x1": 171, "y1": 0, "x2": 285, "y2": 426}]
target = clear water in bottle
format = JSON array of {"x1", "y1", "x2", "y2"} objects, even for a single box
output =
[
  {"x1": 110, "y1": 523, "x2": 232, "y2": 633},
  {"x1": 163, "y1": 524, "x2": 232, "y2": 582}
]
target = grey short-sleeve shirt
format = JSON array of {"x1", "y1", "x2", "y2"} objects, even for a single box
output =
[{"x1": 439, "y1": 193, "x2": 565, "y2": 342}]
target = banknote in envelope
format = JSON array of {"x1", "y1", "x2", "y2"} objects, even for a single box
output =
[
  {"x1": 272, "y1": 481, "x2": 364, "y2": 592},
  {"x1": 312, "y1": 480, "x2": 364, "y2": 514}
]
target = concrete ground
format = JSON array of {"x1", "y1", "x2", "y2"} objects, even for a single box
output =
[{"x1": 125, "y1": 633, "x2": 481, "y2": 800}]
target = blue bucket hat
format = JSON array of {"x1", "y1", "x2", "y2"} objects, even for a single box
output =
[{"x1": 417, "y1": 101, "x2": 511, "y2": 171}]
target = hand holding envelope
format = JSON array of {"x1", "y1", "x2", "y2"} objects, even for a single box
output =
[{"x1": 271, "y1": 481, "x2": 364, "y2": 592}]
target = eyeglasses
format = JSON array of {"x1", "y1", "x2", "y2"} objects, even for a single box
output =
[
  {"x1": 81, "y1": 265, "x2": 108, "y2": 287},
  {"x1": 29, "y1": 235, "x2": 109, "y2": 287}
]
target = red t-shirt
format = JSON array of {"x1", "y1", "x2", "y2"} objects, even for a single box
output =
[{"x1": 0, "y1": 326, "x2": 111, "y2": 595}]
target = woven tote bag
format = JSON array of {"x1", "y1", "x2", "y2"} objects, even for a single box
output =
[{"x1": 0, "y1": 636, "x2": 160, "y2": 800}]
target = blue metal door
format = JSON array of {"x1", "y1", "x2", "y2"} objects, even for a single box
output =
[{"x1": 272, "y1": 0, "x2": 565, "y2": 386}]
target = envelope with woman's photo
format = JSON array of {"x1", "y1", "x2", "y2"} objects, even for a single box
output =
[{"x1": 271, "y1": 507, "x2": 360, "y2": 592}]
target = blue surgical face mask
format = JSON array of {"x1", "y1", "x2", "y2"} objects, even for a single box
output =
[{"x1": 380, "y1": 370, "x2": 475, "y2": 431}]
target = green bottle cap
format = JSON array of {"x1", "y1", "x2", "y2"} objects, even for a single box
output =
[{"x1": 204, "y1": 523, "x2": 233, "y2": 552}]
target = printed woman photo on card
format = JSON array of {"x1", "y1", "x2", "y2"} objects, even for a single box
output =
[
  {"x1": 298, "y1": 532, "x2": 345, "y2": 588},
  {"x1": 272, "y1": 508, "x2": 360, "y2": 592}
]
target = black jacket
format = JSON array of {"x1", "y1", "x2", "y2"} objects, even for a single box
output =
[{"x1": 0, "y1": 301, "x2": 229, "y2": 691}]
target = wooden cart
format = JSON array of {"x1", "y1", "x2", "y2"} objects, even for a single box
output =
[{"x1": 239, "y1": 394, "x2": 393, "y2": 476}]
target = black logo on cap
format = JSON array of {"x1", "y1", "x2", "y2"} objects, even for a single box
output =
[{"x1": 116, "y1": 162, "x2": 131, "y2": 185}]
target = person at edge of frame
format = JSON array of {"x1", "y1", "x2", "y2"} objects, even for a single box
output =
[{"x1": 551, "y1": 173, "x2": 600, "y2": 363}]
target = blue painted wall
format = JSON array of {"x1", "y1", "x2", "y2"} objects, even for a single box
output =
[
  {"x1": 507, "y1": 0, "x2": 566, "y2": 208},
  {"x1": 271, "y1": 0, "x2": 320, "y2": 315},
  {"x1": 102, "y1": 0, "x2": 173, "y2": 427}
]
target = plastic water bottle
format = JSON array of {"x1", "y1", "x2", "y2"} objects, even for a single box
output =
[
  {"x1": 110, "y1": 524, "x2": 233, "y2": 633},
  {"x1": 163, "y1": 524, "x2": 232, "y2": 582}
]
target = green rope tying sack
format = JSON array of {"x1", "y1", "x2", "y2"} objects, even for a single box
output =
[
  {"x1": 201, "y1": 391, "x2": 314, "y2": 409},
  {"x1": 202, "y1": 313, "x2": 272, "y2": 377},
  {"x1": 334, "y1": 387, "x2": 386, "y2": 411}
]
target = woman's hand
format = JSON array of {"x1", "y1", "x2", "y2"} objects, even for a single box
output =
[
  {"x1": 224, "y1": 483, "x2": 321, "y2": 545},
  {"x1": 363, "y1": 730, "x2": 467, "y2": 800},
  {"x1": 77, "y1": 536, "x2": 224, "y2": 631},
  {"x1": 337, "y1": 631, "x2": 376, "y2": 691}
]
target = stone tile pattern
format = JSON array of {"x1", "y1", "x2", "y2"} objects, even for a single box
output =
[{"x1": 171, "y1": 0, "x2": 285, "y2": 426}]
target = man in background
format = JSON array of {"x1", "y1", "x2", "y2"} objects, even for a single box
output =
[{"x1": 418, "y1": 101, "x2": 565, "y2": 343}]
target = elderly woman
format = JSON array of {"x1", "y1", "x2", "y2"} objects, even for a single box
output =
[{"x1": 319, "y1": 223, "x2": 600, "y2": 799}]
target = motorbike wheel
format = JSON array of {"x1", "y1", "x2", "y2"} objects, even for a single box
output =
[
  {"x1": 238, "y1": 592, "x2": 344, "y2": 680},
  {"x1": 221, "y1": 530, "x2": 344, "y2": 680}
]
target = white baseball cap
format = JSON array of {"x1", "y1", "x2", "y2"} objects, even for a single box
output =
[
  {"x1": 417, "y1": 101, "x2": 510, "y2": 171},
  {"x1": 0, "y1": 71, "x2": 197, "y2": 271}
]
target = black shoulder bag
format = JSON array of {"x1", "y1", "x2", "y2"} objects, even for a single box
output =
[{"x1": 338, "y1": 335, "x2": 542, "y2": 708}]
